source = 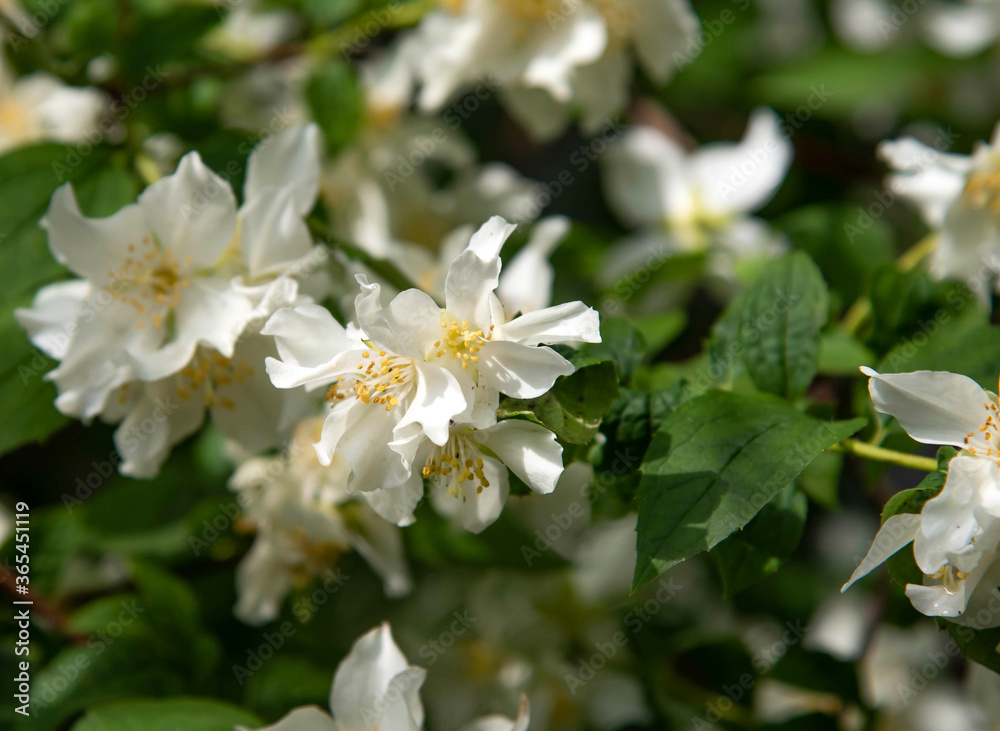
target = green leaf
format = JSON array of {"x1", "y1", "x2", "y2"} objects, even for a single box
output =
[
  {"x1": 709, "y1": 252, "x2": 829, "y2": 399},
  {"x1": 818, "y1": 331, "x2": 875, "y2": 376},
  {"x1": 498, "y1": 361, "x2": 620, "y2": 444},
  {"x1": 305, "y1": 60, "x2": 363, "y2": 155},
  {"x1": 879, "y1": 318, "x2": 1000, "y2": 392},
  {"x1": 939, "y1": 621, "x2": 1000, "y2": 676},
  {"x1": 712, "y1": 483, "x2": 808, "y2": 597},
  {"x1": 634, "y1": 390, "x2": 864, "y2": 590},
  {"x1": 71, "y1": 699, "x2": 261, "y2": 731}
]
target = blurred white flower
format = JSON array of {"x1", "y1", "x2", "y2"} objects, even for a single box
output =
[
  {"x1": 404, "y1": 0, "x2": 699, "y2": 140},
  {"x1": 230, "y1": 418, "x2": 411, "y2": 625},
  {"x1": 601, "y1": 107, "x2": 792, "y2": 288},
  {"x1": 203, "y1": 0, "x2": 301, "y2": 60},
  {"x1": 920, "y1": 0, "x2": 1000, "y2": 58},
  {"x1": 496, "y1": 216, "x2": 569, "y2": 316},
  {"x1": 242, "y1": 622, "x2": 529, "y2": 731},
  {"x1": 0, "y1": 59, "x2": 106, "y2": 153},
  {"x1": 16, "y1": 124, "x2": 326, "y2": 476},
  {"x1": 243, "y1": 623, "x2": 427, "y2": 731},
  {"x1": 880, "y1": 123, "x2": 1000, "y2": 296}
]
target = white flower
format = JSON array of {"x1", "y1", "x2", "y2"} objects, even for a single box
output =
[
  {"x1": 202, "y1": 0, "x2": 301, "y2": 60},
  {"x1": 502, "y1": 0, "x2": 701, "y2": 139},
  {"x1": 843, "y1": 367, "x2": 1000, "y2": 626},
  {"x1": 601, "y1": 107, "x2": 792, "y2": 288},
  {"x1": 496, "y1": 216, "x2": 569, "y2": 315},
  {"x1": 242, "y1": 623, "x2": 427, "y2": 731},
  {"x1": 411, "y1": 0, "x2": 607, "y2": 119},
  {"x1": 879, "y1": 124, "x2": 1000, "y2": 295},
  {"x1": 860, "y1": 367, "x2": 1000, "y2": 460},
  {"x1": 920, "y1": 0, "x2": 1000, "y2": 58},
  {"x1": 16, "y1": 124, "x2": 324, "y2": 475},
  {"x1": 264, "y1": 216, "x2": 600, "y2": 526},
  {"x1": 230, "y1": 419, "x2": 411, "y2": 624},
  {"x1": 0, "y1": 58, "x2": 106, "y2": 153},
  {"x1": 843, "y1": 456, "x2": 1000, "y2": 627},
  {"x1": 406, "y1": 0, "x2": 699, "y2": 140},
  {"x1": 427, "y1": 418, "x2": 564, "y2": 533},
  {"x1": 242, "y1": 623, "x2": 530, "y2": 731}
]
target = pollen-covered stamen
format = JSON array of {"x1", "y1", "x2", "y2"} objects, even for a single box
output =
[
  {"x1": 325, "y1": 350, "x2": 414, "y2": 412},
  {"x1": 422, "y1": 432, "x2": 490, "y2": 499},
  {"x1": 434, "y1": 319, "x2": 493, "y2": 370},
  {"x1": 963, "y1": 169, "x2": 1000, "y2": 212},
  {"x1": 930, "y1": 564, "x2": 969, "y2": 594},
  {"x1": 963, "y1": 400, "x2": 1000, "y2": 458},
  {"x1": 106, "y1": 237, "x2": 192, "y2": 329},
  {"x1": 177, "y1": 351, "x2": 254, "y2": 410}
]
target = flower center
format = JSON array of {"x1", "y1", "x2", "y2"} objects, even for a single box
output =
[
  {"x1": 963, "y1": 169, "x2": 1000, "y2": 213},
  {"x1": 962, "y1": 399, "x2": 1000, "y2": 458},
  {"x1": 108, "y1": 238, "x2": 192, "y2": 329},
  {"x1": 422, "y1": 432, "x2": 490, "y2": 498},
  {"x1": 930, "y1": 564, "x2": 969, "y2": 594},
  {"x1": 434, "y1": 319, "x2": 493, "y2": 369},
  {"x1": 177, "y1": 351, "x2": 255, "y2": 409},
  {"x1": 326, "y1": 350, "x2": 414, "y2": 412}
]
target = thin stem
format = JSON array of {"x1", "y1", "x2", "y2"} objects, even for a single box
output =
[
  {"x1": 830, "y1": 439, "x2": 938, "y2": 472},
  {"x1": 840, "y1": 233, "x2": 939, "y2": 336}
]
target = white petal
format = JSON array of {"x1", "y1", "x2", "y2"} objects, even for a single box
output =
[
  {"x1": 460, "y1": 697, "x2": 530, "y2": 731},
  {"x1": 690, "y1": 107, "x2": 793, "y2": 216},
  {"x1": 477, "y1": 419, "x2": 564, "y2": 494},
  {"x1": 496, "y1": 301, "x2": 601, "y2": 346},
  {"x1": 331, "y1": 623, "x2": 424, "y2": 731},
  {"x1": 234, "y1": 538, "x2": 295, "y2": 626},
  {"x1": 862, "y1": 367, "x2": 993, "y2": 448},
  {"x1": 15, "y1": 279, "x2": 90, "y2": 359},
  {"x1": 239, "y1": 706, "x2": 339, "y2": 731},
  {"x1": 354, "y1": 276, "x2": 442, "y2": 358},
  {"x1": 137, "y1": 152, "x2": 238, "y2": 268},
  {"x1": 915, "y1": 456, "x2": 1000, "y2": 574},
  {"x1": 496, "y1": 216, "x2": 568, "y2": 315},
  {"x1": 396, "y1": 362, "x2": 469, "y2": 446},
  {"x1": 263, "y1": 304, "x2": 361, "y2": 367},
  {"x1": 41, "y1": 185, "x2": 149, "y2": 283},
  {"x1": 239, "y1": 190, "x2": 314, "y2": 280},
  {"x1": 359, "y1": 472, "x2": 425, "y2": 529},
  {"x1": 521, "y1": 4, "x2": 606, "y2": 101},
  {"x1": 602, "y1": 125, "x2": 688, "y2": 227},
  {"x1": 478, "y1": 341, "x2": 574, "y2": 398},
  {"x1": 630, "y1": 0, "x2": 700, "y2": 81},
  {"x1": 114, "y1": 379, "x2": 206, "y2": 479},
  {"x1": 841, "y1": 513, "x2": 921, "y2": 591},
  {"x1": 445, "y1": 216, "x2": 516, "y2": 328},
  {"x1": 347, "y1": 505, "x2": 414, "y2": 595},
  {"x1": 245, "y1": 123, "x2": 323, "y2": 215}
]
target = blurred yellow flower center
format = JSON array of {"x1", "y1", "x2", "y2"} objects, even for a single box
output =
[
  {"x1": 963, "y1": 169, "x2": 1000, "y2": 212},
  {"x1": 109, "y1": 238, "x2": 192, "y2": 330},
  {"x1": 178, "y1": 352, "x2": 254, "y2": 409}
]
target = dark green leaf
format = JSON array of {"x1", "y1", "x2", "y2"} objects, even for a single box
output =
[
  {"x1": 712, "y1": 483, "x2": 808, "y2": 597},
  {"x1": 70, "y1": 699, "x2": 261, "y2": 731},
  {"x1": 634, "y1": 390, "x2": 864, "y2": 590},
  {"x1": 709, "y1": 252, "x2": 829, "y2": 399}
]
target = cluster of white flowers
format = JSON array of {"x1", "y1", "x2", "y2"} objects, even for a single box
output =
[
  {"x1": 243, "y1": 623, "x2": 529, "y2": 731},
  {"x1": 844, "y1": 368, "x2": 1000, "y2": 628},
  {"x1": 382, "y1": 0, "x2": 700, "y2": 141},
  {"x1": 600, "y1": 107, "x2": 793, "y2": 293},
  {"x1": 16, "y1": 124, "x2": 327, "y2": 477},
  {"x1": 879, "y1": 123, "x2": 1000, "y2": 297},
  {"x1": 264, "y1": 215, "x2": 600, "y2": 533}
]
